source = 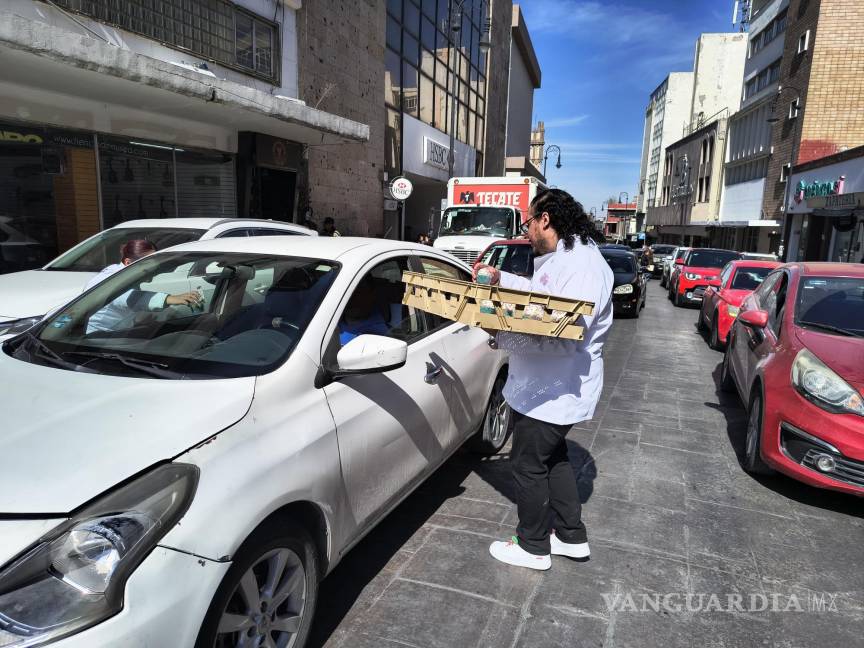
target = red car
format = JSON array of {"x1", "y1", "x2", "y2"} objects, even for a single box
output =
[
  {"x1": 668, "y1": 248, "x2": 742, "y2": 307},
  {"x1": 698, "y1": 260, "x2": 780, "y2": 349},
  {"x1": 722, "y1": 263, "x2": 864, "y2": 496},
  {"x1": 473, "y1": 238, "x2": 533, "y2": 277}
]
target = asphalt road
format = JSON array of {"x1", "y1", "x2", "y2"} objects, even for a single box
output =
[{"x1": 309, "y1": 279, "x2": 863, "y2": 648}]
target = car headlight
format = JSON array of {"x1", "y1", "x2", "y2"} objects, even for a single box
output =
[
  {"x1": 0, "y1": 463, "x2": 198, "y2": 647},
  {"x1": 684, "y1": 272, "x2": 701, "y2": 280},
  {"x1": 726, "y1": 305, "x2": 740, "y2": 318},
  {"x1": 791, "y1": 348, "x2": 864, "y2": 416},
  {"x1": 614, "y1": 284, "x2": 634, "y2": 295},
  {"x1": 0, "y1": 316, "x2": 42, "y2": 337}
]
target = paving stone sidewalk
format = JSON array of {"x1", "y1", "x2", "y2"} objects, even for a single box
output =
[{"x1": 310, "y1": 281, "x2": 864, "y2": 648}]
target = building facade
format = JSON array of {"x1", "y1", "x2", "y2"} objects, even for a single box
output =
[
  {"x1": 0, "y1": 0, "x2": 368, "y2": 271},
  {"x1": 718, "y1": 0, "x2": 788, "y2": 253},
  {"x1": 764, "y1": 0, "x2": 864, "y2": 259},
  {"x1": 503, "y1": 5, "x2": 542, "y2": 178}
]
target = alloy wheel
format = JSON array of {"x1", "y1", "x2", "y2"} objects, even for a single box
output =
[
  {"x1": 484, "y1": 377, "x2": 511, "y2": 448},
  {"x1": 215, "y1": 548, "x2": 306, "y2": 648}
]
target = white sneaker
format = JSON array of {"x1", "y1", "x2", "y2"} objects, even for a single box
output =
[
  {"x1": 489, "y1": 536, "x2": 551, "y2": 570},
  {"x1": 550, "y1": 532, "x2": 590, "y2": 559}
]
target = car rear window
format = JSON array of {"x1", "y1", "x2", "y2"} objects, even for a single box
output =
[
  {"x1": 730, "y1": 266, "x2": 773, "y2": 291},
  {"x1": 687, "y1": 250, "x2": 741, "y2": 269},
  {"x1": 602, "y1": 254, "x2": 636, "y2": 273}
]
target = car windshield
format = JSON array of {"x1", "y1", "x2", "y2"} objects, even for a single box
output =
[
  {"x1": 652, "y1": 245, "x2": 676, "y2": 256},
  {"x1": 602, "y1": 254, "x2": 636, "y2": 273},
  {"x1": 46, "y1": 227, "x2": 207, "y2": 272},
  {"x1": 485, "y1": 244, "x2": 533, "y2": 276},
  {"x1": 9, "y1": 252, "x2": 339, "y2": 378},
  {"x1": 730, "y1": 266, "x2": 773, "y2": 291},
  {"x1": 438, "y1": 207, "x2": 512, "y2": 237},
  {"x1": 687, "y1": 250, "x2": 740, "y2": 268},
  {"x1": 675, "y1": 248, "x2": 689, "y2": 260},
  {"x1": 795, "y1": 276, "x2": 864, "y2": 336}
]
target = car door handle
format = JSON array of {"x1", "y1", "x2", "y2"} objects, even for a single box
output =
[{"x1": 424, "y1": 366, "x2": 443, "y2": 383}]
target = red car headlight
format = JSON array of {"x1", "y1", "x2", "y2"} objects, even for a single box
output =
[{"x1": 791, "y1": 348, "x2": 864, "y2": 416}]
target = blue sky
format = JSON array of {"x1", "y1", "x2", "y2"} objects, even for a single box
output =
[{"x1": 520, "y1": 0, "x2": 734, "y2": 213}]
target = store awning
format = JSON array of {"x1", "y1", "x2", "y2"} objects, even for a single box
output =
[
  {"x1": 711, "y1": 220, "x2": 781, "y2": 228},
  {"x1": 0, "y1": 12, "x2": 369, "y2": 147}
]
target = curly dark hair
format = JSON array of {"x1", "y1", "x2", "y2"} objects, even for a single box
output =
[{"x1": 530, "y1": 189, "x2": 605, "y2": 249}]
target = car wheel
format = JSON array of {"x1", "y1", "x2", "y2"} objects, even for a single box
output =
[
  {"x1": 660, "y1": 274, "x2": 667, "y2": 289},
  {"x1": 709, "y1": 314, "x2": 723, "y2": 350},
  {"x1": 743, "y1": 391, "x2": 774, "y2": 475},
  {"x1": 696, "y1": 307, "x2": 708, "y2": 332},
  {"x1": 720, "y1": 344, "x2": 735, "y2": 393},
  {"x1": 673, "y1": 286, "x2": 682, "y2": 307},
  {"x1": 195, "y1": 524, "x2": 318, "y2": 648},
  {"x1": 469, "y1": 372, "x2": 512, "y2": 454}
]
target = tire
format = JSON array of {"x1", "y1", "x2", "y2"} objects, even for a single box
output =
[
  {"x1": 709, "y1": 314, "x2": 723, "y2": 351},
  {"x1": 195, "y1": 523, "x2": 319, "y2": 648},
  {"x1": 720, "y1": 342, "x2": 736, "y2": 393},
  {"x1": 660, "y1": 274, "x2": 667, "y2": 289},
  {"x1": 743, "y1": 392, "x2": 775, "y2": 475},
  {"x1": 696, "y1": 307, "x2": 708, "y2": 332},
  {"x1": 673, "y1": 286, "x2": 682, "y2": 307},
  {"x1": 469, "y1": 372, "x2": 512, "y2": 454}
]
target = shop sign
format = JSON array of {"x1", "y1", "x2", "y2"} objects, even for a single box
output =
[
  {"x1": 389, "y1": 176, "x2": 413, "y2": 201},
  {"x1": 0, "y1": 124, "x2": 93, "y2": 149},
  {"x1": 795, "y1": 175, "x2": 844, "y2": 203},
  {"x1": 256, "y1": 134, "x2": 300, "y2": 169},
  {"x1": 808, "y1": 191, "x2": 864, "y2": 210},
  {"x1": 423, "y1": 137, "x2": 448, "y2": 171}
]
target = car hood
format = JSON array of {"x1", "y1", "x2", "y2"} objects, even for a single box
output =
[
  {"x1": 683, "y1": 266, "x2": 723, "y2": 278},
  {"x1": 434, "y1": 235, "x2": 500, "y2": 252},
  {"x1": 794, "y1": 328, "x2": 864, "y2": 391},
  {"x1": 0, "y1": 351, "x2": 255, "y2": 514},
  {"x1": 720, "y1": 289, "x2": 752, "y2": 306},
  {"x1": 612, "y1": 271, "x2": 637, "y2": 287},
  {"x1": 0, "y1": 270, "x2": 94, "y2": 322}
]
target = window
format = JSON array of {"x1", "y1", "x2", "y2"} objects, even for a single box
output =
[
  {"x1": 340, "y1": 258, "x2": 425, "y2": 345},
  {"x1": 788, "y1": 98, "x2": 800, "y2": 120},
  {"x1": 780, "y1": 163, "x2": 791, "y2": 183},
  {"x1": 234, "y1": 10, "x2": 276, "y2": 77},
  {"x1": 798, "y1": 30, "x2": 810, "y2": 54},
  {"x1": 418, "y1": 256, "x2": 470, "y2": 329},
  {"x1": 750, "y1": 9, "x2": 788, "y2": 57}
]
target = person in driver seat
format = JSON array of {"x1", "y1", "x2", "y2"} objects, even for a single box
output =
[{"x1": 338, "y1": 276, "x2": 390, "y2": 345}]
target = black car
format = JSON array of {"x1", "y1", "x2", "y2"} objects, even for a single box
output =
[{"x1": 601, "y1": 248, "x2": 647, "y2": 318}]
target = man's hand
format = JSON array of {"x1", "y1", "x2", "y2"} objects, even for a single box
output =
[
  {"x1": 472, "y1": 264, "x2": 501, "y2": 285},
  {"x1": 166, "y1": 291, "x2": 202, "y2": 307}
]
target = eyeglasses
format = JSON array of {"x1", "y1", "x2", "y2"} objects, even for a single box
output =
[{"x1": 519, "y1": 215, "x2": 537, "y2": 234}]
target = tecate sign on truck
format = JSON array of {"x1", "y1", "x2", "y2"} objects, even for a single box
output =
[{"x1": 448, "y1": 177, "x2": 538, "y2": 219}]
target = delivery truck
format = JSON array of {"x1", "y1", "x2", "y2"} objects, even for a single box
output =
[{"x1": 434, "y1": 176, "x2": 545, "y2": 264}]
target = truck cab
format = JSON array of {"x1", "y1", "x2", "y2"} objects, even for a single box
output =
[{"x1": 434, "y1": 205, "x2": 520, "y2": 265}]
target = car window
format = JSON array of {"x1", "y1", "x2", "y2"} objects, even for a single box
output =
[
  {"x1": 796, "y1": 276, "x2": 864, "y2": 336},
  {"x1": 338, "y1": 257, "x2": 425, "y2": 346},
  {"x1": 499, "y1": 245, "x2": 533, "y2": 276},
  {"x1": 763, "y1": 273, "x2": 788, "y2": 336},
  {"x1": 602, "y1": 254, "x2": 636, "y2": 273},
  {"x1": 252, "y1": 228, "x2": 304, "y2": 236},
  {"x1": 480, "y1": 245, "x2": 501, "y2": 267},
  {"x1": 730, "y1": 266, "x2": 773, "y2": 291},
  {"x1": 719, "y1": 263, "x2": 733, "y2": 287},
  {"x1": 418, "y1": 256, "x2": 471, "y2": 330},
  {"x1": 217, "y1": 229, "x2": 254, "y2": 238},
  {"x1": 46, "y1": 228, "x2": 206, "y2": 272},
  {"x1": 686, "y1": 250, "x2": 742, "y2": 268},
  {"x1": 753, "y1": 271, "x2": 781, "y2": 305},
  {"x1": 22, "y1": 252, "x2": 339, "y2": 378}
]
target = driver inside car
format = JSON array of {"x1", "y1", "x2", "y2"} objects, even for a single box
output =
[{"x1": 338, "y1": 276, "x2": 389, "y2": 345}]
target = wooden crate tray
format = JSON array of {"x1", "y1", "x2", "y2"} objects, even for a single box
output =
[{"x1": 402, "y1": 271, "x2": 595, "y2": 340}]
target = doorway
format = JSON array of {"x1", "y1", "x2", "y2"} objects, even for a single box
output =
[{"x1": 258, "y1": 167, "x2": 296, "y2": 222}]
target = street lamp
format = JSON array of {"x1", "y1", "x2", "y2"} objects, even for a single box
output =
[
  {"x1": 446, "y1": 1, "x2": 464, "y2": 179},
  {"x1": 766, "y1": 84, "x2": 804, "y2": 260},
  {"x1": 618, "y1": 192, "x2": 630, "y2": 240},
  {"x1": 542, "y1": 144, "x2": 562, "y2": 178}
]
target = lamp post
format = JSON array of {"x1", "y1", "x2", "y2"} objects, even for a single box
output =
[
  {"x1": 766, "y1": 84, "x2": 804, "y2": 261},
  {"x1": 542, "y1": 144, "x2": 562, "y2": 178},
  {"x1": 618, "y1": 192, "x2": 630, "y2": 240},
  {"x1": 675, "y1": 154, "x2": 691, "y2": 245}
]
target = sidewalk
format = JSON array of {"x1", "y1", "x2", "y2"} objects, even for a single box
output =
[{"x1": 310, "y1": 281, "x2": 864, "y2": 648}]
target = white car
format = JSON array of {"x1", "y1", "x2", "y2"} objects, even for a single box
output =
[
  {"x1": 0, "y1": 218, "x2": 316, "y2": 336},
  {"x1": 659, "y1": 246, "x2": 689, "y2": 289},
  {"x1": 0, "y1": 237, "x2": 510, "y2": 648}
]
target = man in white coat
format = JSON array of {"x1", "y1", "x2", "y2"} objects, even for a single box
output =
[{"x1": 474, "y1": 189, "x2": 614, "y2": 570}]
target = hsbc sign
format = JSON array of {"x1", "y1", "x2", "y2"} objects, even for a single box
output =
[{"x1": 423, "y1": 137, "x2": 448, "y2": 171}]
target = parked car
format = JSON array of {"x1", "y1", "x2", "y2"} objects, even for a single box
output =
[
  {"x1": 649, "y1": 244, "x2": 677, "y2": 278},
  {"x1": 600, "y1": 243, "x2": 631, "y2": 251},
  {"x1": 600, "y1": 248, "x2": 647, "y2": 318},
  {"x1": 473, "y1": 238, "x2": 534, "y2": 277},
  {"x1": 668, "y1": 248, "x2": 742, "y2": 307},
  {"x1": 721, "y1": 262, "x2": 864, "y2": 495},
  {"x1": 698, "y1": 260, "x2": 780, "y2": 349},
  {"x1": 660, "y1": 246, "x2": 689, "y2": 289},
  {"x1": 0, "y1": 218, "x2": 315, "y2": 337},
  {"x1": 0, "y1": 237, "x2": 510, "y2": 646}
]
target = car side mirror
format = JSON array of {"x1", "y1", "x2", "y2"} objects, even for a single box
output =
[
  {"x1": 674, "y1": 258, "x2": 685, "y2": 265},
  {"x1": 738, "y1": 310, "x2": 768, "y2": 329},
  {"x1": 334, "y1": 334, "x2": 407, "y2": 377}
]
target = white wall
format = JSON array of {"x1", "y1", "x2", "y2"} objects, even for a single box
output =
[
  {"x1": 6, "y1": 0, "x2": 299, "y2": 98},
  {"x1": 691, "y1": 33, "x2": 748, "y2": 120},
  {"x1": 403, "y1": 114, "x2": 475, "y2": 181},
  {"x1": 719, "y1": 177, "x2": 766, "y2": 221},
  {"x1": 505, "y1": 41, "x2": 535, "y2": 157}
]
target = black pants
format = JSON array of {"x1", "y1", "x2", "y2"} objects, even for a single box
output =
[{"x1": 510, "y1": 410, "x2": 587, "y2": 555}]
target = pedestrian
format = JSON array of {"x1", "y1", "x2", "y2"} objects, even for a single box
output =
[
  {"x1": 322, "y1": 217, "x2": 341, "y2": 237},
  {"x1": 473, "y1": 188, "x2": 614, "y2": 571},
  {"x1": 416, "y1": 233, "x2": 432, "y2": 246}
]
